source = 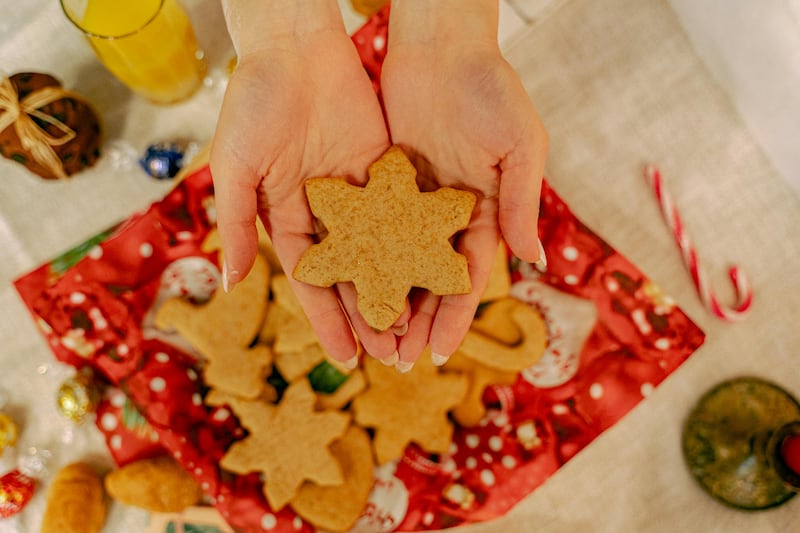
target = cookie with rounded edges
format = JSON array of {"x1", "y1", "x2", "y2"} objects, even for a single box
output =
[
  {"x1": 316, "y1": 368, "x2": 366, "y2": 410},
  {"x1": 219, "y1": 379, "x2": 350, "y2": 510},
  {"x1": 266, "y1": 274, "x2": 354, "y2": 382},
  {"x1": 444, "y1": 350, "x2": 518, "y2": 427},
  {"x1": 480, "y1": 241, "x2": 512, "y2": 302},
  {"x1": 293, "y1": 145, "x2": 475, "y2": 331},
  {"x1": 459, "y1": 297, "x2": 548, "y2": 372},
  {"x1": 105, "y1": 455, "x2": 203, "y2": 513},
  {"x1": 352, "y1": 351, "x2": 468, "y2": 464},
  {"x1": 41, "y1": 462, "x2": 106, "y2": 533},
  {"x1": 290, "y1": 425, "x2": 374, "y2": 532},
  {"x1": 471, "y1": 297, "x2": 525, "y2": 345}
]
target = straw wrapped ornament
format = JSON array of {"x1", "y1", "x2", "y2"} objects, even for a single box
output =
[{"x1": 0, "y1": 72, "x2": 101, "y2": 180}]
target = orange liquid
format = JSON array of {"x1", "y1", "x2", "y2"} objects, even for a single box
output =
[{"x1": 80, "y1": 0, "x2": 206, "y2": 104}]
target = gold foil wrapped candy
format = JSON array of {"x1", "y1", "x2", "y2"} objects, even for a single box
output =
[
  {"x1": 57, "y1": 371, "x2": 101, "y2": 423},
  {"x1": 0, "y1": 413, "x2": 19, "y2": 454}
]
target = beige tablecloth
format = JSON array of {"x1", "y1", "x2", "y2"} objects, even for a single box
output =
[{"x1": 1, "y1": 0, "x2": 798, "y2": 532}]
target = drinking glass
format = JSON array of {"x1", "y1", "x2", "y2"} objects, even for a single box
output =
[{"x1": 61, "y1": 0, "x2": 206, "y2": 104}]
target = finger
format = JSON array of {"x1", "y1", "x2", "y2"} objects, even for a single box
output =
[
  {"x1": 335, "y1": 282, "x2": 399, "y2": 362},
  {"x1": 396, "y1": 289, "x2": 440, "y2": 372},
  {"x1": 209, "y1": 121, "x2": 261, "y2": 292},
  {"x1": 428, "y1": 218, "x2": 500, "y2": 363},
  {"x1": 498, "y1": 117, "x2": 549, "y2": 263},
  {"x1": 270, "y1": 230, "x2": 359, "y2": 364}
]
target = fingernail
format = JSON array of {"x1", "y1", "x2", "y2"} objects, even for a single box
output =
[
  {"x1": 430, "y1": 352, "x2": 450, "y2": 366},
  {"x1": 392, "y1": 323, "x2": 409, "y2": 336},
  {"x1": 395, "y1": 360, "x2": 415, "y2": 373},
  {"x1": 381, "y1": 352, "x2": 399, "y2": 366},
  {"x1": 341, "y1": 355, "x2": 359, "y2": 370},
  {"x1": 534, "y1": 238, "x2": 547, "y2": 270},
  {"x1": 221, "y1": 261, "x2": 239, "y2": 293}
]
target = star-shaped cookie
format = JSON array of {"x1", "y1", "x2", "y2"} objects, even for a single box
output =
[
  {"x1": 219, "y1": 379, "x2": 350, "y2": 510},
  {"x1": 352, "y1": 352, "x2": 468, "y2": 464},
  {"x1": 293, "y1": 146, "x2": 476, "y2": 331}
]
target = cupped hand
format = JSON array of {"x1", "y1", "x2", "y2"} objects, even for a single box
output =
[
  {"x1": 210, "y1": 27, "x2": 402, "y2": 365},
  {"x1": 381, "y1": 35, "x2": 549, "y2": 368}
]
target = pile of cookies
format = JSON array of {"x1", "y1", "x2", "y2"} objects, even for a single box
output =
[
  {"x1": 147, "y1": 144, "x2": 547, "y2": 531},
  {"x1": 148, "y1": 147, "x2": 549, "y2": 531},
  {"x1": 155, "y1": 240, "x2": 546, "y2": 530}
]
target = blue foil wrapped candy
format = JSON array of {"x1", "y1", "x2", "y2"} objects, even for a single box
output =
[{"x1": 139, "y1": 142, "x2": 190, "y2": 180}]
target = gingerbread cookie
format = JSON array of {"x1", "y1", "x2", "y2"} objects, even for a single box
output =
[
  {"x1": 459, "y1": 297, "x2": 548, "y2": 372},
  {"x1": 290, "y1": 425, "x2": 374, "y2": 532},
  {"x1": 258, "y1": 297, "x2": 293, "y2": 347},
  {"x1": 41, "y1": 462, "x2": 106, "y2": 533},
  {"x1": 219, "y1": 379, "x2": 350, "y2": 510},
  {"x1": 353, "y1": 353, "x2": 468, "y2": 464},
  {"x1": 480, "y1": 241, "x2": 512, "y2": 302},
  {"x1": 470, "y1": 297, "x2": 525, "y2": 345},
  {"x1": 316, "y1": 368, "x2": 366, "y2": 410},
  {"x1": 263, "y1": 274, "x2": 330, "y2": 381},
  {"x1": 155, "y1": 251, "x2": 272, "y2": 398},
  {"x1": 444, "y1": 351, "x2": 518, "y2": 427},
  {"x1": 293, "y1": 146, "x2": 475, "y2": 331},
  {"x1": 105, "y1": 455, "x2": 204, "y2": 513}
]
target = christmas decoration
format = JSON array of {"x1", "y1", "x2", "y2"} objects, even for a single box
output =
[
  {"x1": 645, "y1": 164, "x2": 753, "y2": 321},
  {"x1": 0, "y1": 72, "x2": 101, "y2": 180},
  {"x1": 56, "y1": 370, "x2": 102, "y2": 423},
  {"x1": 140, "y1": 141, "x2": 199, "y2": 180},
  {"x1": 0, "y1": 470, "x2": 35, "y2": 518},
  {"x1": 0, "y1": 413, "x2": 19, "y2": 455}
]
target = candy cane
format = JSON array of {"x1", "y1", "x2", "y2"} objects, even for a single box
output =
[{"x1": 644, "y1": 164, "x2": 753, "y2": 322}]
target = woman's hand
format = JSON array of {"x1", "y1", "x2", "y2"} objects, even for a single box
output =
[
  {"x1": 211, "y1": 0, "x2": 401, "y2": 366},
  {"x1": 382, "y1": 0, "x2": 549, "y2": 369}
]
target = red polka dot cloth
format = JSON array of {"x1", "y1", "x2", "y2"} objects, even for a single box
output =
[{"x1": 14, "y1": 7, "x2": 703, "y2": 532}]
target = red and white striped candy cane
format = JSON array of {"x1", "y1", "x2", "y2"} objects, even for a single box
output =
[{"x1": 644, "y1": 164, "x2": 753, "y2": 322}]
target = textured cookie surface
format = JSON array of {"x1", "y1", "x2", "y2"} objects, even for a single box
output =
[
  {"x1": 41, "y1": 462, "x2": 106, "y2": 533},
  {"x1": 293, "y1": 146, "x2": 475, "y2": 331},
  {"x1": 219, "y1": 380, "x2": 350, "y2": 510},
  {"x1": 105, "y1": 456, "x2": 203, "y2": 513},
  {"x1": 444, "y1": 351, "x2": 519, "y2": 427},
  {"x1": 459, "y1": 297, "x2": 548, "y2": 372},
  {"x1": 290, "y1": 425, "x2": 374, "y2": 532},
  {"x1": 352, "y1": 353, "x2": 468, "y2": 464},
  {"x1": 155, "y1": 250, "x2": 272, "y2": 398}
]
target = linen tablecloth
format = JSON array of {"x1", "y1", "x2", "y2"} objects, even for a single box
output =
[{"x1": 1, "y1": 0, "x2": 798, "y2": 532}]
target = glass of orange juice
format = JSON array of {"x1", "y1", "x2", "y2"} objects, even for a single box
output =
[{"x1": 61, "y1": 0, "x2": 206, "y2": 104}]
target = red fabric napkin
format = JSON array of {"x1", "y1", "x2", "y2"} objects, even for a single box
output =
[{"x1": 14, "y1": 7, "x2": 703, "y2": 532}]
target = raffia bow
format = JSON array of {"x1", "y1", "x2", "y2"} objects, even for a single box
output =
[{"x1": 0, "y1": 76, "x2": 88, "y2": 179}]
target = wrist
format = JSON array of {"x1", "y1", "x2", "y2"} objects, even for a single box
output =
[
  {"x1": 222, "y1": 0, "x2": 345, "y2": 58},
  {"x1": 388, "y1": 0, "x2": 499, "y2": 48}
]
